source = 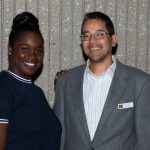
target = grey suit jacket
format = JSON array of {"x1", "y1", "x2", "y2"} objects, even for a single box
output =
[{"x1": 54, "y1": 59, "x2": 150, "y2": 150}]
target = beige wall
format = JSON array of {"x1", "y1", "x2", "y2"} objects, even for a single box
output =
[{"x1": 0, "y1": 0, "x2": 150, "y2": 106}]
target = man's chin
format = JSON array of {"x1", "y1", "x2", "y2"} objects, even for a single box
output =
[{"x1": 90, "y1": 56, "x2": 105, "y2": 63}]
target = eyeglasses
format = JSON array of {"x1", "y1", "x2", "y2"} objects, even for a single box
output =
[{"x1": 80, "y1": 31, "x2": 109, "y2": 41}]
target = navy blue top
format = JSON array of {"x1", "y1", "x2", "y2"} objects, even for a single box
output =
[{"x1": 0, "y1": 70, "x2": 62, "y2": 150}]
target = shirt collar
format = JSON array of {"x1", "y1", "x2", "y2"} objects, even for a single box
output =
[
  {"x1": 85, "y1": 56, "x2": 116, "y2": 78},
  {"x1": 6, "y1": 70, "x2": 32, "y2": 84}
]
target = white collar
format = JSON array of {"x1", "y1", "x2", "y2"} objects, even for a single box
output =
[
  {"x1": 85, "y1": 56, "x2": 116, "y2": 78},
  {"x1": 6, "y1": 70, "x2": 32, "y2": 84}
]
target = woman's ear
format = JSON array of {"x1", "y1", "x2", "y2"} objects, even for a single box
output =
[{"x1": 8, "y1": 46, "x2": 12, "y2": 55}]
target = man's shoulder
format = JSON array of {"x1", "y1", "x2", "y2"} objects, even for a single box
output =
[
  {"x1": 58, "y1": 64, "x2": 86, "y2": 81},
  {"x1": 69, "y1": 64, "x2": 86, "y2": 73},
  {"x1": 116, "y1": 60, "x2": 150, "y2": 80}
]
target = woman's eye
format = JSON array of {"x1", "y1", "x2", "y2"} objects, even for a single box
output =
[
  {"x1": 21, "y1": 47, "x2": 29, "y2": 51},
  {"x1": 37, "y1": 48, "x2": 44, "y2": 52}
]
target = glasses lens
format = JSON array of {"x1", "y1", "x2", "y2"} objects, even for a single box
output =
[
  {"x1": 81, "y1": 31, "x2": 108, "y2": 41},
  {"x1": 81, "y1": 34, "x2": 89, "y2": 41},
  {"x1": 95, "y1": 32, "x2": 105, "y2": 39}
]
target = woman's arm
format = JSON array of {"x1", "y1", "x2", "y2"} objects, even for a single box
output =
[{"x1": 0, "y1": 123, "x2": 8, "y2": 150}]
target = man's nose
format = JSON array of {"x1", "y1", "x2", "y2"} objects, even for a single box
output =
[{"x1": 89, "y1": 34, "x2": 97, "y2": 43}]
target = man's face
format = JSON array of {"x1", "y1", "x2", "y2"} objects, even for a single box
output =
[{"x1": 81, "y1": 19, "x2": 117, "y2": 64}]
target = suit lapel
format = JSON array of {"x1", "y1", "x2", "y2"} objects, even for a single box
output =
[
  {"x1": 93, "y1": 60, "x2": 128, "y2": 143},
  {"x1": 70, "y1": 65, "x2": 91, "y2": 142}
]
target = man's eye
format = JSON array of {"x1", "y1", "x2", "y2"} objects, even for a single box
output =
[
  {"x1": 97, "y1": 32, "x2": 104, "y2": 36},
  {"x1": 83, "y1": 34, "x2": 90, "y2": 38}
]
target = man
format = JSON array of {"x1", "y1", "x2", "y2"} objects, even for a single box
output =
[{"x1": 54, "y1": 11, "x2": 150, "y2": 150}]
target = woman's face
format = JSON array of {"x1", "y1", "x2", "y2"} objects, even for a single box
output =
[{"x1": 8, "y1": 31, "x2": 44, "y2": 79}]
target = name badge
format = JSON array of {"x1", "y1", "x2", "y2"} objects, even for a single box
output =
[{"x1": 118, "y1": 102, "x2": 134, "y2": 109}]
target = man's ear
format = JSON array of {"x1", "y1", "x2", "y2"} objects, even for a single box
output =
[
  {"x1": 80, "y1": 43, "x2": 88, "y2": 61},
  {"x1": 112, "y1": 35, "x2": 117, "y2": 47}
]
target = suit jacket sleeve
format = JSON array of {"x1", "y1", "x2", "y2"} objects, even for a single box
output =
[
  {"x1": 53, "y1": 78, "x2": 65, "y2": 150},
  {"x1": 134, "y1": 75, "x2": 150, "y2": 150}
]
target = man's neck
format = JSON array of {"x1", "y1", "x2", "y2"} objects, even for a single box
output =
[{"x1": 89, "y1": 58, "x2": 113, "y2": 76}]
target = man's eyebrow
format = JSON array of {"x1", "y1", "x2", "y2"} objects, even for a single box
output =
[{"x1": 82, "y1": 29, "x2": 106, "y2": 34}]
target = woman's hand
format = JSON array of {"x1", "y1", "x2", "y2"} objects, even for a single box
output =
[{"x1": 54, "y1": 69, "x2": 68, "y2": 87}]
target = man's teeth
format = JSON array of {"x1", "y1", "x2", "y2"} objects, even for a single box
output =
[
  {"x1": 24, "y1": 62, "x2": 35, "y2": 66},
  {"x1": 91, "y1": 47, "x2": 99, "y2": 50}
]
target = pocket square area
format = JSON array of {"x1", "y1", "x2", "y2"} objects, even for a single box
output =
[{"x1": 118, "y1": 102, "x2": 134, "y2": 109}]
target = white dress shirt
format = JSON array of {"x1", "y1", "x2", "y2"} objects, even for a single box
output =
[{"x1": 83, "y1": 57, "x2": 116, "y2": 140}]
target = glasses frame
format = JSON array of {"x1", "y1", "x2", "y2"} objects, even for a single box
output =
[{"x1": 80, "y1": 31, "x2": 109, "y2": 41}]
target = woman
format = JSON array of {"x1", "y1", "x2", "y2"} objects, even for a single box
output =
[{"x1": 0, "y1": 12, "x2": 61, "y2": 150}]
